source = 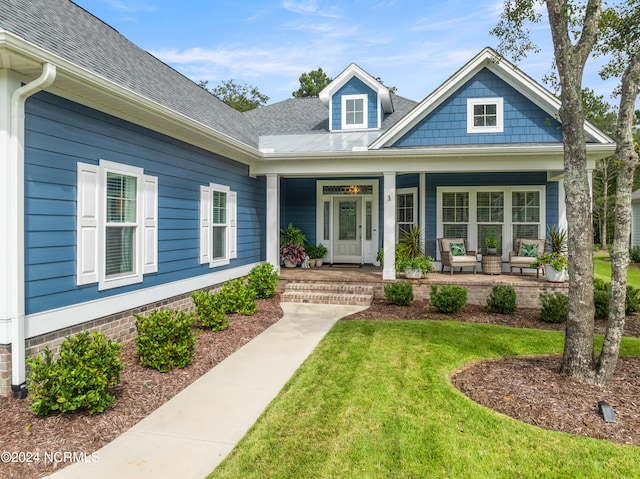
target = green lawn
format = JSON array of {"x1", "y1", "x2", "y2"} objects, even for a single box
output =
[
  {"x1": 209, "y1": 321, "x2": 640, "y2": 479},
  {"x1": 594, "y1": 253, "x2": 640, "y2": 288}
]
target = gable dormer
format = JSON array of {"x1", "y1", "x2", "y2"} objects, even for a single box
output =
[{"x1": 319, "y1": 64, "x2": 394, "y2": 132}]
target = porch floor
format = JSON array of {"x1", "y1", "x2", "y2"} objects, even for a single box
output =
[{"x1": 278, "y1": 264, "x2": 567, "y2": 309}]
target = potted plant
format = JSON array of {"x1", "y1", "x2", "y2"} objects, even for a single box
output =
[
  {"x1": 399, "y1": 225, "x2": 423, "y2": 259},
  {"x1": 484, "y1": 228, "x2": 498, "y2": 255},
  {"x1": 310, "y1": 243, "x2": 328, "y2": 266},
  {"x1": 280, "y1": 223, "x2": 306, "y2": 247},
  {"x1": 534, "y1": 225, "x2": 568, "y2": 282},
  {"x1": 280, "y1": 243, "x2": 306, "y2": 268},
  {"x1": 397, "y1": 255, "x2": 434, "y2": 279}
]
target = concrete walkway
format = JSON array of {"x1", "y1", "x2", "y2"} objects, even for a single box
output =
[{"x1": 46, "y1": 302, "x2": 366, "y2": 479}]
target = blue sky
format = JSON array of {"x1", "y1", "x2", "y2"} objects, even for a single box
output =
[{"x1": 73, "y1": 0, "x2": 621, "y2": 107}]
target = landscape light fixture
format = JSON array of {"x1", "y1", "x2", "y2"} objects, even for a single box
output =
[{"x1": 598, "y1": 401, "x2": 616, "y2": 423}]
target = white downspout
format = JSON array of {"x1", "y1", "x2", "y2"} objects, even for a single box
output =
[{"x1": 10, "y1": 63, "x2": 56, "y2": 399}]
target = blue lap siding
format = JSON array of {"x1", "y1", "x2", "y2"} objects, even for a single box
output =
[{"x1": 24, "y1": 92, "x2": 265, "y2": 315}]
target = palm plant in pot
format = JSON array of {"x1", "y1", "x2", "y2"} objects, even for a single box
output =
[
  {"x1": 533, "y1": 225, "x2": 568, "y2": 282},
  {"x1": 395, "y1": 226, "x2": 433, "y2": 278}
]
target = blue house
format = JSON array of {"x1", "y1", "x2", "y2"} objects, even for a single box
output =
[{"x1": 0, "y1": 0, "x2": 614, "y2": 397}]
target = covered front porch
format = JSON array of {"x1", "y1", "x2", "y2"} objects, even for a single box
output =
[{"x1": 277, "y1": 264, "x2": 567, "y2": 309}]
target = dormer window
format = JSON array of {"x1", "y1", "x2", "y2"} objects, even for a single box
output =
[
  {"x1": 342, "y1": 94, "x2": 368, "y2": 129},
  {"x1": 467, "y1": 98, "x2": 503, "y2": 133}
]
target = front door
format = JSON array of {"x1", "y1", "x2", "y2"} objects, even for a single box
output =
[{"x1": 333, "y1": 198, "x2": 362, "y2": 263}]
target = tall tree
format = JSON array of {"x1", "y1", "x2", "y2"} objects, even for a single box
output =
[
  {"x1": 292, "y1": 68, "x2": 332, "y2": 98},
  {"x1": 593, "y1": 0, "x2": 640, "y2": 385},
  {"x1": 493, "y1": 0, "x2": 640, "y2": 385},
  {"x1": 583, "y1": 88, "x2": 617, "y2": 247},
  {"x1": 199, "y1": 79, "x2": 269, "y2": 112},
  {"x1": 493, "y1": 0, "x2": 601, "y2": 382}
]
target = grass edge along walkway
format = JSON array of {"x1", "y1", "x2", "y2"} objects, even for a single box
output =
[{"x1": 208, "y1": 320, "x2": 640, "y2": 479}]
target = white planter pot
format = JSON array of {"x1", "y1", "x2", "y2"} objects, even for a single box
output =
[
  {"x1": 404, "y1": 268, "x2": 423, "y2": 279},
  {"x1": 316, "y1": 258, "x2": 323, "y2": 267},
  {"x1": 283, "y1": 259, "x2": 296, "y2": 268},
  {"x1": 545, "y1": 265, "x2": 567, "y2": 282}
]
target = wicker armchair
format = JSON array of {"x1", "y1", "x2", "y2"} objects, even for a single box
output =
[
  {"x1": 438, "y1": 238, "x2": 477, "y2": 275},
  {"x1": 509, "y1": 238, "x2": 547, "y2": 276}
]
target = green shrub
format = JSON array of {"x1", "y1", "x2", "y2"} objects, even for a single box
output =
[
  {"x1": 191, "y1": 290, "x2": 229, "y2": 331},
  {"x1": 539, "y1": 293, "x2": 568, "y2": 323},
  {"x1": 594, "y1": 278, "x2": 610, "y2": 319},
  {"x1": 593, "y1": 278, "x2": 640, "y2": 319},
  {"x1": 630, "y1": 246, "x2": 640, "y2": 263},
  {"x1": 384, "y1": 282, "x2": 414, "y2": 306},
  {"x1": 27, "y1": 331, "x2": 123, "y2": 416},
  {"x1": 430, "y1": 285, "x2": 467, "y2": 314},
  {"x1": 247, "y1": 263, "x2": 278, "y2": 298},
  {"x1": 486, "y1": 285, "x2": 517, "y2": 314},
  {"x1": 218, "y1": 279, "x2": 257, "y2": 315},
  {"x1": 626, "y1": 285, "x2": 640, "y2": 314},
  {"x1": 134, "y1": 309, "x2": 196, "y2": 372}
]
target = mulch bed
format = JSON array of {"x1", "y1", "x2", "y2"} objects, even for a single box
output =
[
  {"x1": 2, "y1": 296, "x2": 639, "y2": 479},
  {"x1": 0, "y1": 297, "x2": 283, "y2": 479}
]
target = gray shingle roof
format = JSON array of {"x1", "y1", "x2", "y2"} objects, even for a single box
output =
[
  {"x1": 0, "y1": 0, "x2": 259, "y2": 148},
  {"x1": 245, "y1": 94, "x2": 419, "y2": 137}
]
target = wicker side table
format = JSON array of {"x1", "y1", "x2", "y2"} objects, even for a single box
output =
[{"x1": 481, "y1": 254, "x2": 502, "y2": 275}]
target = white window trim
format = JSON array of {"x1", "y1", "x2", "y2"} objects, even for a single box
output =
[
  {"x1": 396, "y1": 187, "x2": 417, "y2": 241},
  {"x1": 467, "y1": 97, "x2": 504, "y2": 134},
  {"x1": 436, "y1": 186, "x2": 545, "y2": 260},
  {"x1": 200, "y1": 182, "x2": 237, "y2": 268},
  {"x1": 76, "y1": 159, "x2": 158, "y2": 291},
  {"x1": 341, "y1": 94, "x2": 368, "y2": 130}
]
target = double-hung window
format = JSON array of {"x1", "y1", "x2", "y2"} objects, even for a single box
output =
[
  {"x1": 200, "y1": 183, "x2": 237, "y2": 267},
  {"x1": 442, "y1": 192, "x2": 469, "y2": 239},
  {"x1": 77, "y1": 160, "x2": 158, "y2": 290},
  {"x1": 342, "y1": 94, "x2": 367, "y2": 129},
  {"x1": 397, "y1": 188, "x2": 417, "y2": 240},
  {"x1": 467, "y1": 98, "x2": 504, "y2": 133}
]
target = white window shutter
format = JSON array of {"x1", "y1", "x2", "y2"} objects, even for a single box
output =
[
  {"x1": 143, "y1": 174, "x2": 158, "y2": 274},
  {"x1": 76, "y1": 162, "x2": 99, "y2": 285},
  {"x1": 200, "y1": 185, "x2": 211, "y2": 264},
  {"x1": 229, "y1": 191, "x2": 237, "y2": 259}
]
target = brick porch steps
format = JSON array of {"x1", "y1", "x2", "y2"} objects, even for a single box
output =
[{"x1": 281, "y1": 282, "x2": 374, "y2": 306}]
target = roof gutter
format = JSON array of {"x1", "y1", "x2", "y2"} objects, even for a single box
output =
[{"x1": 10, "y1": 63, "x2": 56, "y2": 399}]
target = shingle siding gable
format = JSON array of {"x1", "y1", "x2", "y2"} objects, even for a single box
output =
[
  {"x1": 331, "y1": 78, "x2": 378, "y2": 130},
  {"x1": 393, "y1": 68, "x2": 564, "y2": 147}
]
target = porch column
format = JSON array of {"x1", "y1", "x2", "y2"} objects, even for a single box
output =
[
  {"x1": 558, "y1": 178, "x2": 568, "y2": 233},
  {"x1": 383, "y1": 172, "x2": 396, "y2": 280},
  {"x1": 420, "y1": 173, "x2": 426, "y2": 253},
  {"x1": 266, "y1": 173, "x2": 280, "y2": 273}
]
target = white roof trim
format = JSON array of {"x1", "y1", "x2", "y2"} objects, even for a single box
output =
[
  {"x1": 369, "y1": 47, "x2": 614, "y2": 149},
  {"x1": 319, "y1": 63, "x2": 393, "y2": 113}
]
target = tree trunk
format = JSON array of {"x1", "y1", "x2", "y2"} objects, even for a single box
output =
[
  {"x1": 601, "y1": 171, "x2": 609, "y2": 247},
  {"x1": 595, "y1": 53, "x2": 640, "y2": 386},
  {"x1": 546, "y1": 0, "x2": 601, "y2": 382}
]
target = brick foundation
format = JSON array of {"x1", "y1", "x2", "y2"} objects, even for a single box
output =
[
  {"x1": 0, "y1": 284, "x2": 223, "y2": 398},
  {"x1": 278, "y1": 276, "x2": 569, "y2": 309}
]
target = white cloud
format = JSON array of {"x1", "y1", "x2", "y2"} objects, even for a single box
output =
[
  {"x1": 104, "y1": 0, "x2": 156, "y2": 12},
  {"x1": 281, "y1": 0, "x2": 341, "y2": 18}
]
